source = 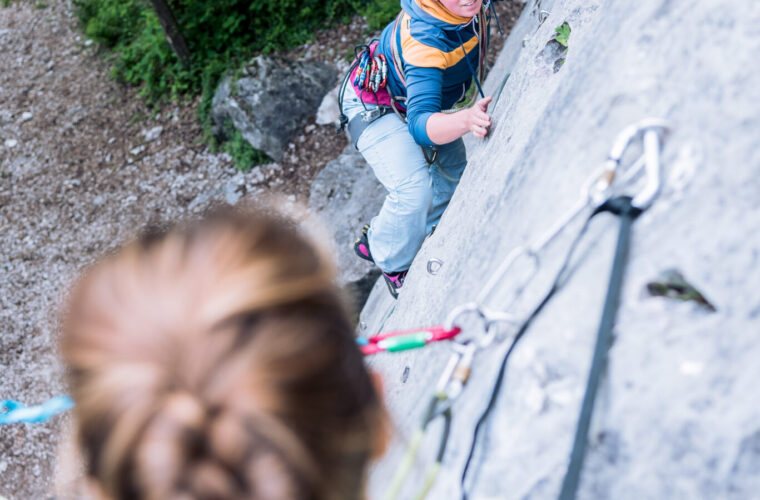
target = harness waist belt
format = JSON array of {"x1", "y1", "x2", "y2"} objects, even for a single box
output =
[{"x1": 347, "y1": 106, "x2": 394, "y2": 148}]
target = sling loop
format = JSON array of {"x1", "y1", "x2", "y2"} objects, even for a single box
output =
[
  {"x1": 460, "y1": 119, "x2": 666, "y2": 500},
  {"x1": 460, "y1": 207, "x2": 600, "y2": 500},
  {"x1": 372, "y1": 119, "x2": 667, "y2": 500},
  {"x1": 557, "y1": 123, "x2": 665, "y2": 500},
  {"x1": 458, "y1": 120, "x2": 668, "y2": 500},
  {"x1": 361, "y1": 325, "x2": 462, "y2": 355},
  {"x1": 556, "y1": 196, "x2": 640, "y2": 500}
]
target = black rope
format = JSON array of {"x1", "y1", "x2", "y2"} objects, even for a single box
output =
[
  {"x1": 460, "y1": 207, "x2": 602, "y2": 500},
  {"x1": 557, "y1": 196, "x2": 641, "y2": 500},
  {"x1": 459, "y1": 196, "x2": 647, "y2": 500}
]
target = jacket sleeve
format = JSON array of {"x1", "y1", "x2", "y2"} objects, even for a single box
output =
[{"x1": 404, "y1": 63, "x2": 444, "y2": 147}]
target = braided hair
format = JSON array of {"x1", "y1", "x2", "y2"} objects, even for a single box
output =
[{"x1": 61, "y1": 207, "x2": 386, "y2": 500}]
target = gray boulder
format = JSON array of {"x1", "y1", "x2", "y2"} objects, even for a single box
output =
[
  {"x1": 211, "y1": 56, "x2": 336, "y2": 161},
  {"x1": 309, "y1": 145, "x2": 385, "y2": 311},
  {"x1": 359, "y1": 1, "x2": 760, "y2": 499}
]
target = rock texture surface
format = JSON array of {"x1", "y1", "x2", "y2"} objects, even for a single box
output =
[
  {"x1": 211, "y1": 55, "x2": 336, "y2": 161},
  {"x1": 359, "y1": 1, "x2": 760, "y2": 499},
  {"x1": 308, "y1": 145, "x2": 384, "y2": 309}
]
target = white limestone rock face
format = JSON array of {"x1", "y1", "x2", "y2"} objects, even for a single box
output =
[{"x1": 359, "y1": 1, "x2": 760, "y2": 499}]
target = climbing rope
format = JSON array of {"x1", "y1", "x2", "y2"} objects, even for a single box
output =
[
  {"x1": 372, "y1": 118, "x2": 668, "y2": 500},
  {"x1": 383, "y1": 341, "x2": 475, "y2": 500},
  {"x1": 459, "y1": 119, "x2": 668, "y2": 500},
  {"x1": 0, "y1": 395, "x2": 74, "y2": 425}
]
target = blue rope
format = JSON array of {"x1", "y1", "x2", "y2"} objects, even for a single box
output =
[{"x1": 0, "y1": 395, "x2": 74, "y2": 425}]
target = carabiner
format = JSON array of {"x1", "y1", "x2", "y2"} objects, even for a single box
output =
[
  {"x1": 603, "y1": 118, "x2": 668, "y2": 209},
  {"x1": 444, "y1": 303, "x2": 518, "y2": 349},
  {"x1": 584, "y1": 118, "x2": 668, "y2": 207},
  {"x1": 633, "y1": 126, "x2": 664, "y2": 209}
]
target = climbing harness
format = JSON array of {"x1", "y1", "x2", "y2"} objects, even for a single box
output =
[
  {"x1": 337, "y1": 42, "x2": 397, "y2": 144},
  {"x1": 0, "y1": 395, "x2": 74, "y2": 425},
  {"x1": 370, "y1": 118, "x2": 668, "y2": 500}
]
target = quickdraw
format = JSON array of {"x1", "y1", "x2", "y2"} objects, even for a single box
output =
[
  {"x1": 383, "y1": 340, "x2": 477, "y2": 500},
  {"x1": 365, "y1": 119, "x2": 669, "y2": 500},
  {"x1": 460, "y1": 119, "x2": 669, "y2": 500},
  {"x1": 556, "y1": 121, "x2": 666, "y2": 500},
  {"x1": 361, "y1": 325, "x2": 461, "y2": 355}
]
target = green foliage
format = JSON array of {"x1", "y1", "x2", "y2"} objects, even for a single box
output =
[
  {"x1": 217, "y1": 124, "x2": 271, "y2": 171},
  {"x1": 74, "y1": 0, "x2": 143, "y2": 48},
  {"x1": 73, "y1": 0, "x2": 401, "y2": 169},
  {"x1": 362, "y1": 0, "x2": 399, "y2": 31},
  {"x1": 554, "y1": 22, "x2": 571, "y2": 48},
  {"x1": 73, "y1": 0, "x2": 384, "y2": 103}
]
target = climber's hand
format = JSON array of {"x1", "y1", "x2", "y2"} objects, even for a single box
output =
[
  {"x1": 425, "y1": 97, "x2": 493, "y2": 144},
  {"x1": 465, "y1": 96, "x2": 492, "y2": 139}
]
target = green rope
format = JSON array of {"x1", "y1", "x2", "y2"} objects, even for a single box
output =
[
  {"x1": 383, "y1": 428, "x2": 426, "y2": 500},
  {"x1": 414, "y1": 462, "x2": 442, "y2": 500}
]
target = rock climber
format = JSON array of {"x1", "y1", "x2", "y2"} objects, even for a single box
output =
[
  {"x1": 58, "y1": 207, "x2": 389, "y2": 499},
  {"x1": 339, "y1": 0, "x2": 501, "y2": 298}
]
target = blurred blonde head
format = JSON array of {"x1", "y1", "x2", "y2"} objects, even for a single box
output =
[{"x1": 61, "y1": 207, "x2": 385, "y2": 500}]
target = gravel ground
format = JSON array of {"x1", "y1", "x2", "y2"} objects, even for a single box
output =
[{"x1": 0, "y1": 1, "x2": 522, "y2": 497}]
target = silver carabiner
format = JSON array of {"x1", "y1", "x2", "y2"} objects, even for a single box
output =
[
  {"x1": 444, "y1": 302, "x2": 519, "y2": 349},
  {"x1": 633, "y1": 126, "x2": 664, "y2": 209},
  {"x1": 604, "y1": 118, "x2": 668, "y2": 209}
]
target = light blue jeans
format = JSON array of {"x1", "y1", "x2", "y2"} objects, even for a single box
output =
[{"x1": 342, "y1": 84, "x2": 467, "y2": 273}]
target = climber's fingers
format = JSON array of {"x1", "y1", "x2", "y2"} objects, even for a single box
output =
[
  {"x1": 472, "y1": 125, "x2": 489, "y2": 139},
  {"x1": 476, "y1": 96, "x2": 493, "y2": 113}
]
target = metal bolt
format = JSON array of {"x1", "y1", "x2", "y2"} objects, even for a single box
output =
[
  {"x1": 427, "y1": 258, "x2": 444, "y2": 275},
  {"x1": 360, "y1": 321, "x2": 367, "y2": 331}
]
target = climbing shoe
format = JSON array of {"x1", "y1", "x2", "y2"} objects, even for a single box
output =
[
  {"x1": 353, "y1": 224, "x2": 374, "y2": 263},
  {"x1": 382, "y1": 269, "x2": 408, "y2": 299},
  {"x1": 355, "y1": 224, "x2": 406, "y2": 299}
]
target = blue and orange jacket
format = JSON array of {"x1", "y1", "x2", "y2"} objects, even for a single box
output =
[{"x1": 376, "y1": 0, "x2": 491, "y2": 146}]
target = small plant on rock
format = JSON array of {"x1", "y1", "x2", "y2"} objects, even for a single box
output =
[{"x1": 554, "y1": 22, "x2": 571, "y2": 48}]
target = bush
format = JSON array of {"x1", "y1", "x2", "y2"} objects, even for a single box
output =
[
  {"x1": 219, "y1": 127, "x2": 270, "y2": 172},
  {"x1": 73, "y1": 0, "x2": 401, "y2": 168},
  {"x1": 73, "y1": 0, "x2": 385, "y2": 102},
  {"x1": 363, "y1": 0, "x2": 399, "y2": 30}
]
